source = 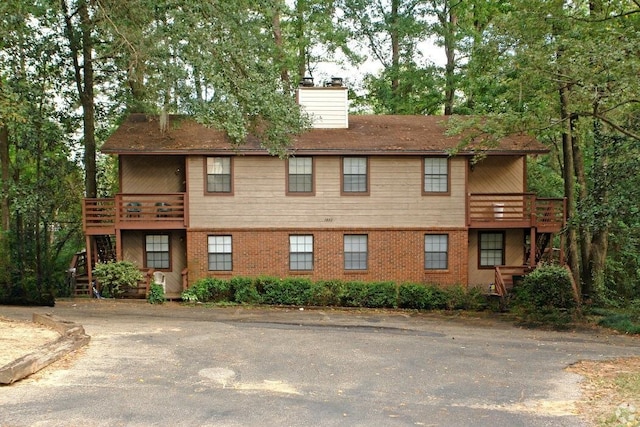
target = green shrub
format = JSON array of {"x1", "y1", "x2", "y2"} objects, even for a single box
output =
[
  {"x1": 514, "y1": 265, "x2": 577, "y2": 311},
  {"x1": 147, "y1": 283, "x2": 165, "y2": 304},
  {"x1": 398, "y1": 283, "x2": 447, "y2": 310},
  {"x1": 231, "y1": 277, "x2": 261, "y2": 304},
  {"x1": 339, "y1": 281, "x2": 369, "y2": 307},
  {"x1": 443, "y1": 285, "x2": 487, "y2": 311},
  {"x1": 261, "y1": 277, "x2": 312, "y2": 306},
  {"x1": 362, "y1": 281, "x2": 397, "y2": 308},
  {"x1": 93, "y1": 261, "x2": 143, "y2": 298},
  {"x1": 309, "y1": 280, "x2": 344, "y2": 306}
]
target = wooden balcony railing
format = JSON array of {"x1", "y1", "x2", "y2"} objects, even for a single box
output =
[
  {"x1": 468, "y1": 193, "x2": 565, "y2": 231},
  {"x1": 83, "y1": 193, "x2": 187, "y2": 234}
]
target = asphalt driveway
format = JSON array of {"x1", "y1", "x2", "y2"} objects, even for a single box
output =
[{"x1": 1, "y1": 300, "x2": 639, "y2": 427}]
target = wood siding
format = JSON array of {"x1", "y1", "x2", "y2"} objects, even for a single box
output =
[
  {"x1": 468, "y1": 156, "x2": 524, "y2": 194},
  {"x1": 297, "y1": 87, "x2": 349, "y2": 129},
  {"x1": 188, "y1": 156, "x2": 467, "y2": 229},
  {"x1": 121, "y1": 155, "x2": 186, "y2": 193},
  {"x1": 121, "y1": 230, "x2": 186, "y2": 294},
  {"x1": 467, "y1": 229, "x2": 524, "y2": 287}
]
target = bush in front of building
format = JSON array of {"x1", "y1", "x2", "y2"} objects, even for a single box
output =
[
  {"x1": 513, "y1": 265, "x2": 577, "y2": 311},
  {"x1": 230, "y1": 276, "x2": 261, "y2": 304},
  {"x1": 397, "y1": 283, "x2": 447, "y2": 310},
  {"x1": 261, "y1": 277, "x2": 313, "y2": 306},
  {"x1": 443, "y1": 285, "x2": 488, "y2": 311},
  {"x1": 511, "y1": 264, "x2": 580, "y2": 327},
  {"x1": 93, "y1": 261, "x2": 144, "y2": 298},
  {"x1": 308, "y1": 280, "x2": 345, "y2": 306},
  {"x1": 181, "y1": 276, "x2": 488, "y2": 312}
]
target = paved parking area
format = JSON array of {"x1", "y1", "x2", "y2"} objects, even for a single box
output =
[{"x1": 1, "y1": 300, "x2": 639, "y2": 426}]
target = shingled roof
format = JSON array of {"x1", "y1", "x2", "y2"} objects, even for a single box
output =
[{"x1": 100, "y1": 113, "x2": 548, "y2": 156}]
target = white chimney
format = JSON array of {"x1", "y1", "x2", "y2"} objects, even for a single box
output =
[{"x1": 297, "y1": 79, "x2": 348, "y2": 129}]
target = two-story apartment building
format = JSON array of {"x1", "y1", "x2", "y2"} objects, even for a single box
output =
[{"x1": 81, "y1": 84, "x2": 565, "y2": 298}]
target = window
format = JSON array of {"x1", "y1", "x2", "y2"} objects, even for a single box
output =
[
  {"x1": 424, "y1": 157, "x2": 449, "y2": 193},
  {"x1": 342, "y1": 157, "x2": 368, "y2": 194},
  {"x1": 145, "y1": 235, "x2": 170, "y2": 269},
  {"x1": 208, "y1": 235, "x2": 232, "y2": 271},
  {"x1": 206, "y1": 157, "x2": 232, "y2": 193},
  {"x1": 425, "y1": 234, "x2": 448, "y2": 270},
  {"x1": 344, "y1": 235, "x2": 368, "y2": 270},
  {"x1": 289, "y1": 235, "x2": 313, "y2": 270},
  {"x1": 287, "y1": 157, "x2": 313, "y2": 194},
  {"x1": 479, "y1": 232, "x2": 504, "y2": 267}
]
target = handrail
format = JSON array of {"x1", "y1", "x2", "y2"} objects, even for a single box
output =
[
  {"x1": 494, "y1": 267, "x2": 508, "y2": 297},
  {"x1": 468, "y1": 193, "x2": 565, "y2": 229}
]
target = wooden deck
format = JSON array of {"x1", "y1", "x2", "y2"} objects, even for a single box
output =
[
  {"x1": 467, "y1": 193, "x2": 565, "y2": 232},
  {"x1": 83, "y1": 193, "x2": 187, "y2": 234}
]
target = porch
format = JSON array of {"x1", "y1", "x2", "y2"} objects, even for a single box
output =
[
  {"x1": 82, "y1": 193, "x2": 188, "y2": 235},
  {"x1": 467, "y1": 193, "x2": 565, "y2": 232}
]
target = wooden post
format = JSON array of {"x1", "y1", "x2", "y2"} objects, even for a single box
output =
[{"x1": 85, "y1": 235, "x2": 93, "y2": 297}]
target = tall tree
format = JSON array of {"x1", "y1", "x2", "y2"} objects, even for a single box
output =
[
  {"x1": 60, "y1": 0, "x2": 97, "y2": 198},
  {"x1": 473, "y1": 0, "x2": 640, "y2": 299}
]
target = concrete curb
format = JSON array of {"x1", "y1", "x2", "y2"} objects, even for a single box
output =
[{"x1": 0, "y1": 313, "x2": 90, "y2": 385}]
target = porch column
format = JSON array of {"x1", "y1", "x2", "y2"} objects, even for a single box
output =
[
  {"x1": 85, "y1": 235, "x2": 93, "y2": 297},
  {"x1": 529, "y1": 228, "x2": 536, "y2": 267}
]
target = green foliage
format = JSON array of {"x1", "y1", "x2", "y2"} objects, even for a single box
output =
[
  {"x1": 308, "y1": 280, "x2": 345, "y2": 306},
  {"x1": 230, "y1": 276, "x2": 261, "y2": 304},
  {"x1": 261, "y1": 277, "x2": 312, "y2": 306},
  {"x1": 398, "y1": 283, "x2": 447, "y2": 310},
  {"x1": 443, "y1": 285, "x2": 488, "y2": 311},
  {"x1": 514, "y1": 265, "x2": 577, "y2": 311},
  {"x1": 339, "y1": 281, "x2": 397, "y2": 308},
  {"x1": 592, "y1": 300, "x2": 640, "y2": 335},
  {"x1": 147, "y1": 283, "x2": 165, "y2": 304},
  {"x1": 93, "y1": 261, "x2": 143, "y2": 298}
]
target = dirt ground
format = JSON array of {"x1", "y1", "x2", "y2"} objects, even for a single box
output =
[
  {"x1": 0, "y1": 316, "x2": 59, "y2": 366},
  {"x1": 1, "y1": 315, "x2": 639, "y2": 426}
]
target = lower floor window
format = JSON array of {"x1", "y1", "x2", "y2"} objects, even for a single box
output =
[
  {"x1": 479, "y1": 232, "x2": 504, "y2": 267},
  {"x1": 208, "y1": 235, "x2": 232, "y2": 271},
  {"x1": 344, "y1": 234, "x2": 368, "y2": 270},
  {"x1": 145, "y1": 235, "x2": 170, "y2": 269},
  {"x1": 425, "y1": 234, "x2": 448, "y2": 269},
  {"x1": 289, "y1": 235, "x2": 313, "y2": 270}
]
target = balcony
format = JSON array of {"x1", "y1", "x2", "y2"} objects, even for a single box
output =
[
  {"x1": 83, "y1": 193, "x2": 187, "y2": 235},
  {"x1": 467, "y1": 193, "x2": 565, "y2": 232}
]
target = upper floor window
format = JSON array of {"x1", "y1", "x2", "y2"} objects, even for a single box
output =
[
  {"x1": 289, "y1": 235, "x2": 313, "y2": 270},
  {"x1": 145, "y1": 235, "x2": 170, "y2": 270},
  {"x1": 287, "y1": 157, "x2": 314, "y2": 194},
  {"x1": 423, "y1": 157, "x2": 449, "y2": 194},
  {"x1": 208, "y1": 235, "x2": 232, "y2": 271},
  {"x1": 342, "y1": 157, "x2": 368, "y2": 194},
  {"x1": 479, "y1": 232, "x2": 504, "y2": 268},
  {"x1": 344, "y1": 234, "x2": 368, "y2": 270},
  {"x1": 206, "y1": 157, "x2": 232, "y2": 193},
  {"x1": 425, "y1": 234, "x2": 448, "y2": 270}
]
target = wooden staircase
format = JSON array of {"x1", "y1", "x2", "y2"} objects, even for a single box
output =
[{"x1": 68, "y1": 235, "x2": 117, "y2": 297}]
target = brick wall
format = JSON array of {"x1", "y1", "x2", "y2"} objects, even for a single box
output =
[{"x1": 187, "y1": 228, "x2": 468, "y2": 287}]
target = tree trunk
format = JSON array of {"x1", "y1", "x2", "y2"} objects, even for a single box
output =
[
  {"x1": 0, "y1": 124, "x2": 9, "y2": 233},
  {"x1": 62, "y1": 0, "x2": 97, "y2": 198},
  {"x1": 443, "y1": 6, "x2": 457, "y2": 115},
  {"x1": 390, "y1": 0, "x2": 400, "y2": 113},
  {"x1": 559, "y1": 84, "x2": 581, "y2": 295},
  {"x1": 271, "y1": 4, "x2": 290, "y2": 86},
  {"x1": 571, "y1": 121, "x2": 592, "y2": 291},
  {"x1": 296, "y1": 0, "x2": 307, "y2": 79}
]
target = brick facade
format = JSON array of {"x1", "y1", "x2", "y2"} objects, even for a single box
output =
[{"x1": 186, "y1": 228, "x2": 468, "y2": 287}]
